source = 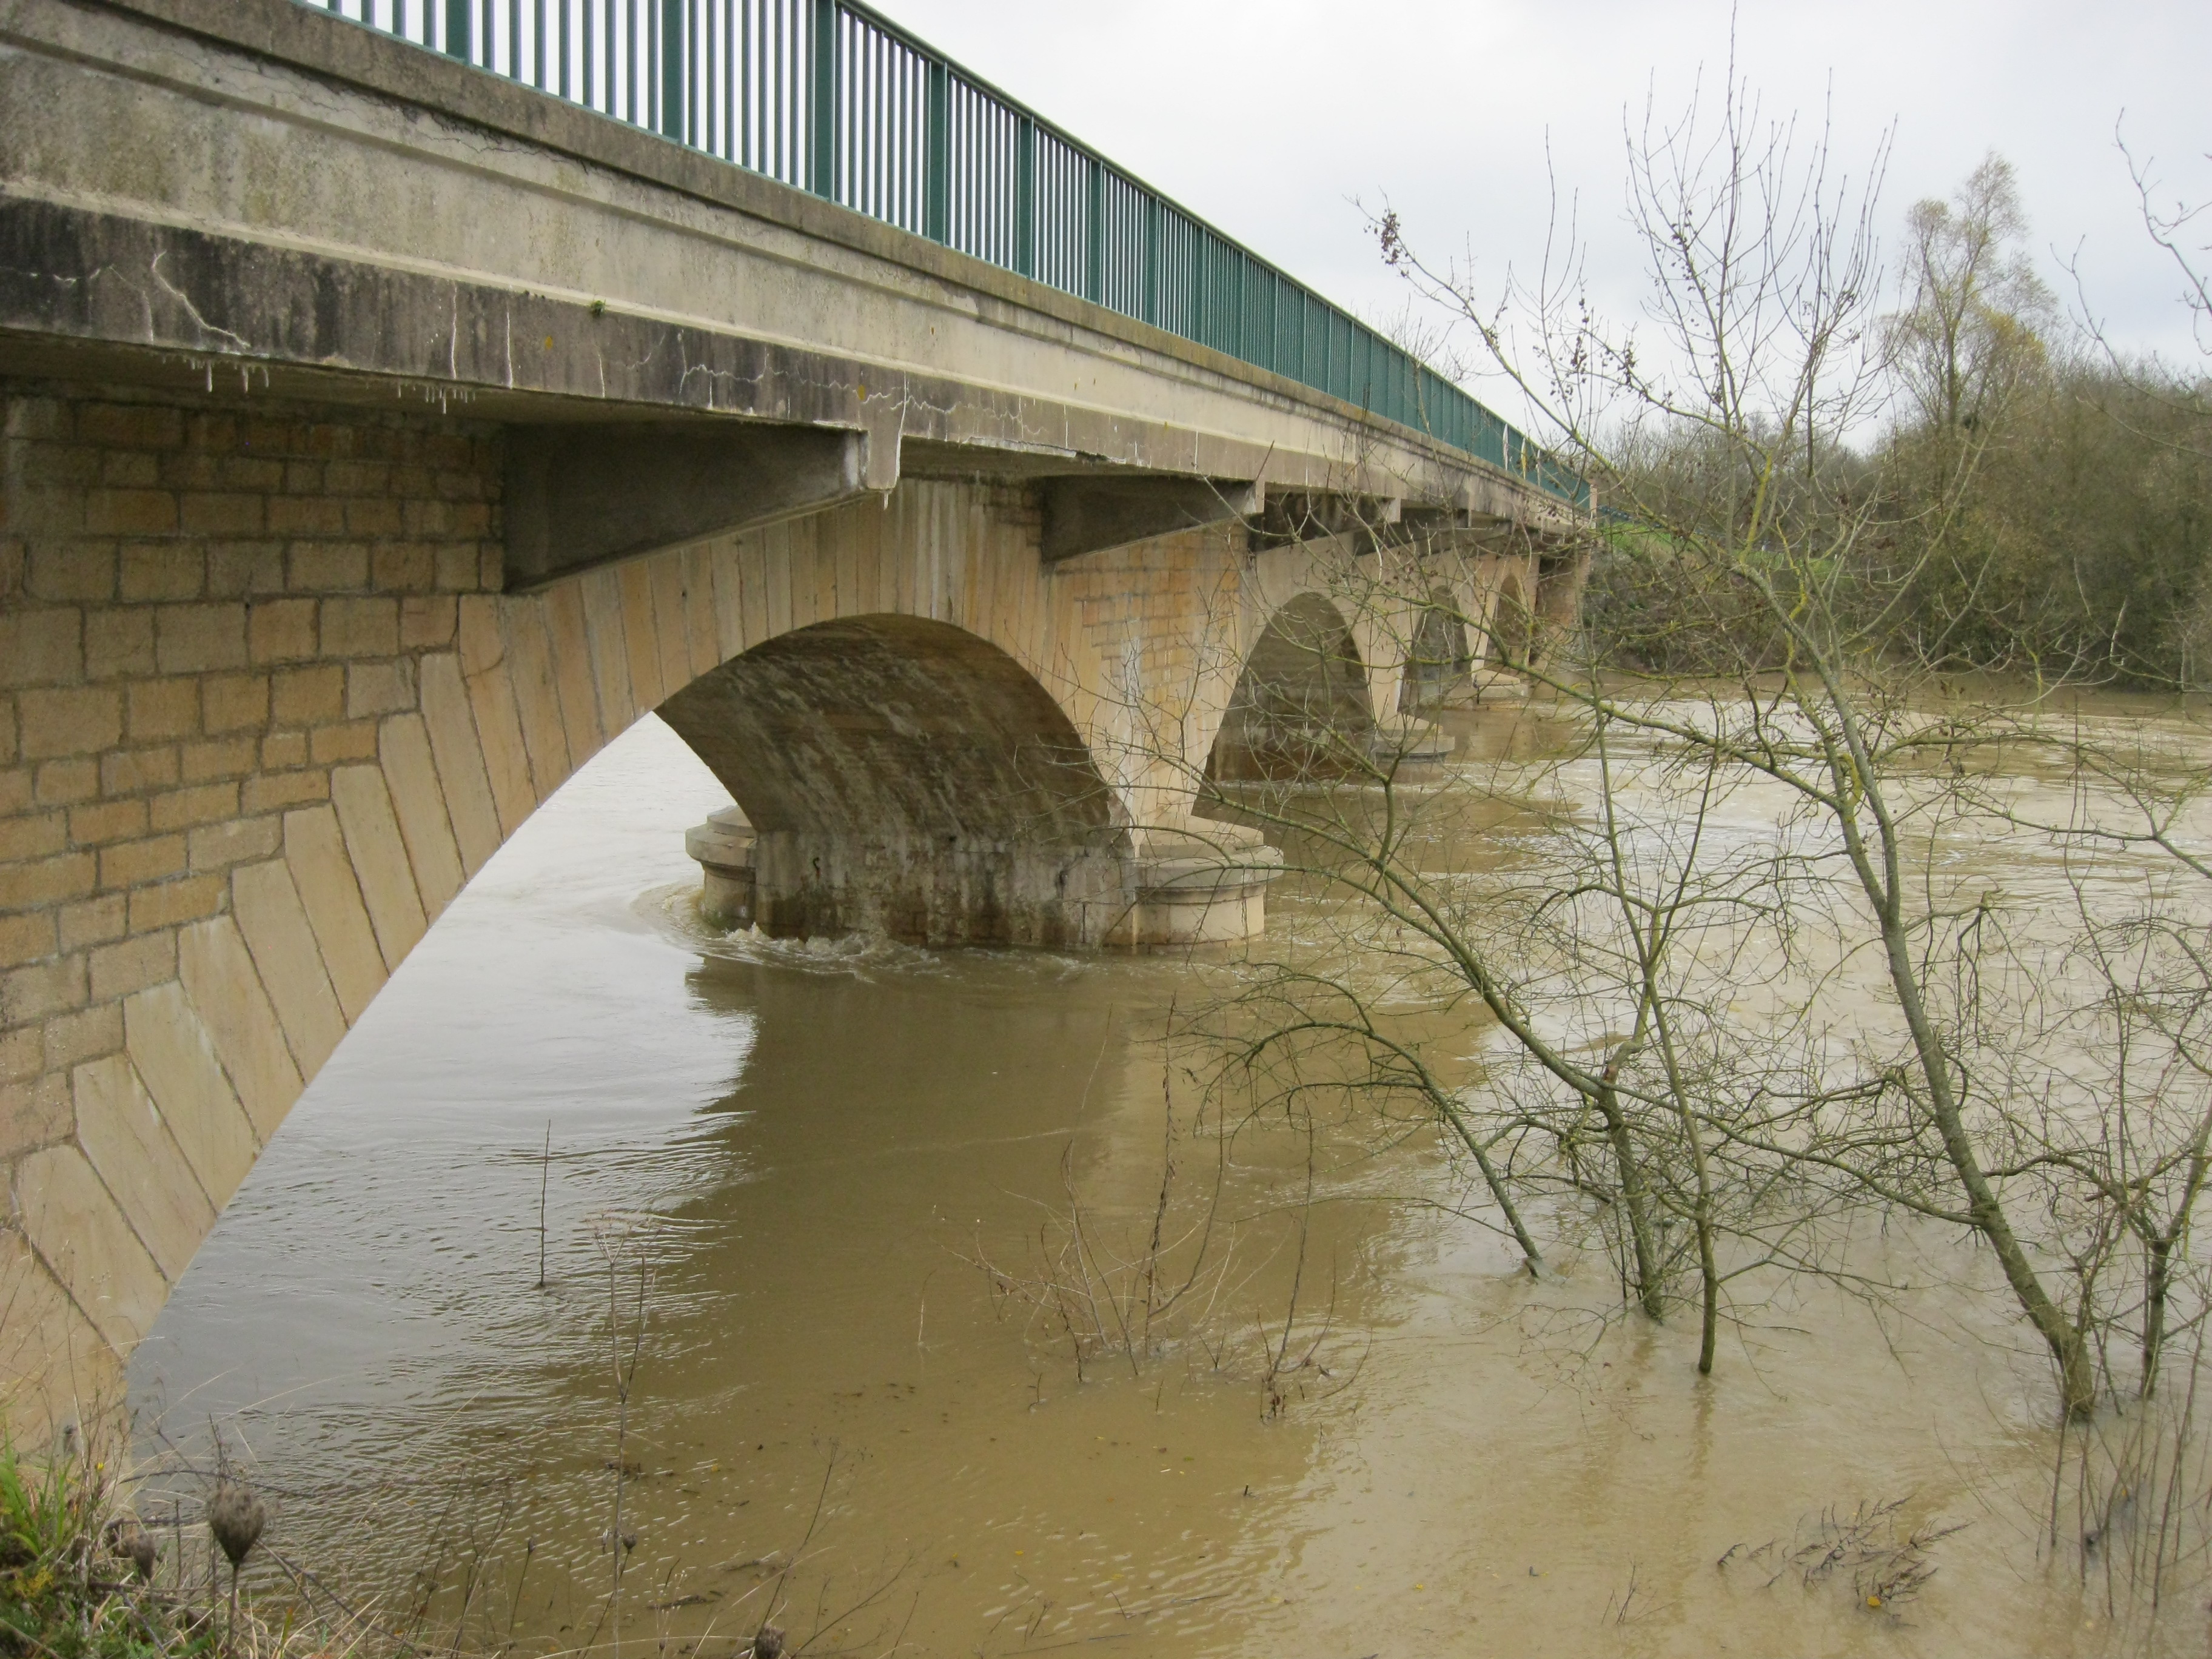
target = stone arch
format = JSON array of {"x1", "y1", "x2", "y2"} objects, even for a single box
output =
[
  {"x1": 659, "y1": 615, "x2": 1128, "y2": 947},
  {"x1": 1204, "y1": 594, "x2": 1375, "y2": 782},
  {"x1": 1, "y1": 454, "x2": 1182, "y2": 1432},
  {"x1": 1399, "y1": 588, "x2": 1472, "y2": 716}
]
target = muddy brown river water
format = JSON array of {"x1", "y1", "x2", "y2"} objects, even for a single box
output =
[{"x1": 129, "y1": 714, "x2": 2187, "y2": 1657}]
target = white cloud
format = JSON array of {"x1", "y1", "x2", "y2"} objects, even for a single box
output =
[{"x1": 886, "y1": 0, "x2": 2210, "y2": 397}]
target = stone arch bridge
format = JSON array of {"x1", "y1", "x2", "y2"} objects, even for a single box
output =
[{"x1": 0, "y1": 0, "x2": 1586, "y2": 1428}]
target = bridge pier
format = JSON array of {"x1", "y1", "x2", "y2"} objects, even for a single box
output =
[
  {"x1": 655, "y1": 609, "x2": 1285, "y2": 950},
  {"x1": 683, "y1": 806, "x2": 1281, "y2": 950},
  {"x1": 686, "y1": 808, "x2": 757, "y2": 929}
]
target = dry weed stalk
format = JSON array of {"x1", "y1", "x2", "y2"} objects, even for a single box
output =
[
  {"x1": 962, "y1": 1038, "x2": 1367, "y2": 1415},
  {"x1": 968, "y1": 1131, "x2": 1242, "y2": 1389},
  {"x1": 1721, "y1": 1496, "x2": 1966, "y2": 1612}
]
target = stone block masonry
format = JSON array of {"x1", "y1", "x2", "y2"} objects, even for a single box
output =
[
  {"x1": 0, "y1": 377, "x2": 1281, "y2": 1435},
  {"x1": 1, "y1": 380, "x2": 503, "y2": 1424}
]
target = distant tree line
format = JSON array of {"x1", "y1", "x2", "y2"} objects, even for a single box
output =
[{"x1": 1581, "y1": 154, "x2": 2212, "y2": 686}]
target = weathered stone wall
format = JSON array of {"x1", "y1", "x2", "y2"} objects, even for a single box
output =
[
  {"x1": 0, "y1": 378, "x2": 504, "y2": 1428},
  {"x1": 0, "y1": 378, "x2": 1258, "y2": 1433}
]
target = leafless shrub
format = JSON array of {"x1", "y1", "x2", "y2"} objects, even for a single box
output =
[{"x1": 1721, "y1": 1495, "x2": 1966, "y2": 1613}]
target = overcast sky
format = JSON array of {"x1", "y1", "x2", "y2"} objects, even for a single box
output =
[{"x1": 883, "y1": 0, "x2": 2209, "y2": 409}]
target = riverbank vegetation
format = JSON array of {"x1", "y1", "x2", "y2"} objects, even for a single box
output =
[
  {"x1": 2, "y1": 1427, "x2": 249, "y2": 1659},
  {"x1": 1093, "y1": 67, "x2": 2212, "y2": 1644},
  {"x1": 0, "y1": 1403, "x2": 831, "y2": 1659},
  {"x1": 1341, "y1": 75, "x2": 2212, "y2": 1413}
]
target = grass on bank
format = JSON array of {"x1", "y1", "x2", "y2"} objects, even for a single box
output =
[
  {"x1": 2, "y1": 1431, "x2": 206, "y2": 1659},
  {"x1": 0, "y1": 1431, "x2": 326, "y2": 1659}
]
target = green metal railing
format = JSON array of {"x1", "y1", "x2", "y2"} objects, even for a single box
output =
[{"x1": 305, "y1": 0, "x2": 1584, "y2": 505}]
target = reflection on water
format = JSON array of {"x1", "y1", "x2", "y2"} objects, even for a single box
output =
[{"x1": 133, "y1": 716, "x2": 2145, "y2": 1657}]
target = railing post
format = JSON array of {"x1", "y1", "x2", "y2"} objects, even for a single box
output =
[
  {"x1": 1232, "y1": 257, "x2": 1246, "y2": 361},
  {"x1": 924, "y1": 60, "x2": 950, "y2": 244},
  {"x1": 1200, "y1": 237, "x2": 1216, "y2": 350},
  {"x1": 1014, "y1": 115, "x2": 1035, "y2": 279},
  {"x1": 1084, "y1": 159, "x2": 1104, "y2": 304},
  {"x1": 443, "y1": 0, "x2": 469, "y2": 57},
  {"x1": 660, "y1": 0, "x2": 685, "y2": 141},
  {"x1": 1143, "y1": 196, "x2": 1161, "y2": 327},
  {"x1": 808, "y1": 0, "x2": 839, "y2": 199},
  {"x1": 1260, "y1": 270, "x2": 1278, "y2": 377}
]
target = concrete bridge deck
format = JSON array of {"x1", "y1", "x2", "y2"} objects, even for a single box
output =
[{"x1": 0, "y1": 0, "x2": 1587, "y2": 1432}]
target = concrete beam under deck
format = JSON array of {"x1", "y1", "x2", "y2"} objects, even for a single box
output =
[
  {"x1": 504, "y1": 423, "x2": 876, "y2": 591},
  {"x1": 1039, "y1": 476, "x2": 1265, "y2": 564}
]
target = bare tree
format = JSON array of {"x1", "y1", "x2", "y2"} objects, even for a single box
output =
[{"x1": 1362, "y1": 70, "x2": 2117, "y2": 1413}]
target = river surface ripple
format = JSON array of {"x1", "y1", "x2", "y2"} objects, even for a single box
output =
[{"x1": 132, "y1": 715, "x2": 2150, "y2": 1657}]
